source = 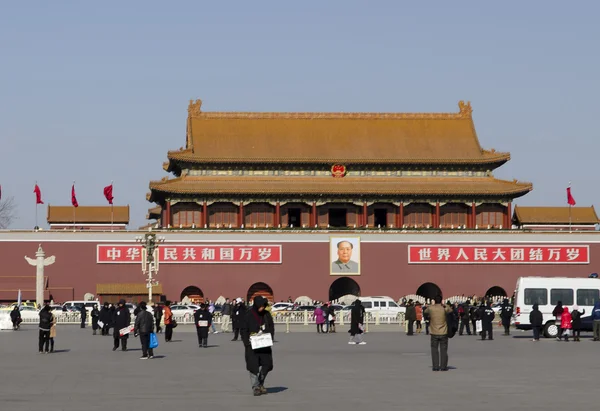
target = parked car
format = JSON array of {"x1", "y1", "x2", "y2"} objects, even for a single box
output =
[
  {"x1": 271, "y1": 302, "x2": 294, "y2": 312},
  {"x1": 170, "y1": 304, "x2": 195, "y2": 317},
  {"x1": 359, "y1": 296, "x2": 406, "y2": 316}
]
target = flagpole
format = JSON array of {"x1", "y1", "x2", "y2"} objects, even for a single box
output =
[
  {"x1": 111, "y1": 180, "x2": 114, "y2": 232},
  {"x1": 568, "y1": 181, "x2": 572, "y2": 233},
  {"x1": 34, "y1": 181, "x2": 38, "y2": 230},
  {"x1": 73, "y1": 180, "x2": 76, "y2": 232}
]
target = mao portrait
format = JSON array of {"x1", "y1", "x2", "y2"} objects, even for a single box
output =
[{"x1": 330, "y1": 237, "x2": 360, "y2": 275}]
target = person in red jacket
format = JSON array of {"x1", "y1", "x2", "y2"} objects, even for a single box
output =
[{"x1": 560, "y1": 307, "x2": 572, "y2": 342}]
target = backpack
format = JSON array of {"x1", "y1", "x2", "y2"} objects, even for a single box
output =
[{"x1": 447, "y1": 310, "x2": 459, "y2": 338}]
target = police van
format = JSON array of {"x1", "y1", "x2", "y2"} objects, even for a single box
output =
[{"x1": 513, "y1": 276, "x2": 600, "y2": 338}]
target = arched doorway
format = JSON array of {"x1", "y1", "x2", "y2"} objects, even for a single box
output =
[
  {"x1": 247, "y1": 282, "x2": 274, "y2": 304},
  {"x1": 180, "y1": 286, "x2": 204, "y2": 304},
  {"x1": 485, "y1": 286, "x2": 507, "y2": 298},
  {"x1": 416, "y1": 282, "x2": 442, "y2": 300},
  {"x1": 329, "y1": 277, "x2": 361, "y2": 302}
]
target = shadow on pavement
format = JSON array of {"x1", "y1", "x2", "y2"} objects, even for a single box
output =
[{"x1": 266, "y1": 386, "x2": 288, "y2": 394}]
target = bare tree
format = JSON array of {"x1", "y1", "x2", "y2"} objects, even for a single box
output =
[{"x1": 0, "y1": 196, "x2": 17, "y2": 229}]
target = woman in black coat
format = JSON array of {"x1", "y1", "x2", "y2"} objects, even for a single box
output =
[
  {"x1": 571, "y1": 305, "x2": 586, "y2": 342},
  {"x1": 91, "y1": 305, "x2": 100, "y2": 335},
  {"x1": 529, "y1": 303, "x2": 543, "y2": 341},
  {"x1": 348, "y1": 299, "x2": 366, "y2": 344},
  {"x1": 241, "y1": 296, "x2": 274, "y2": 396}
]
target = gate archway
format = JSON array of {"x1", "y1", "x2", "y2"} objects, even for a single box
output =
[
  {"x1": 247, "y1": 282, "x2": 274, "y2": 304},
  {"x1": 180, "y1": 286, "x2": 204, "y2": 304},
  {"x1": 416, "y1": 282, "x2": 443, "y2": 301},
  {"x1": 329, "y1": 277, "x2": 361, "y2": 302},
  {"x1": 485, "y1": 286, "x2": 507, "y2": 298}
]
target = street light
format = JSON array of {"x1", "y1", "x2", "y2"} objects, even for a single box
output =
[{"x1": 135, "y1": 229, "x2": 166, "y2": 302}]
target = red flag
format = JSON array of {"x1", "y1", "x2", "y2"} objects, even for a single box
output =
[
  {"x1": 103, "y1": 184, "x2": 114, "y2": 205},
  {"x1": 71, "y1": 184, "x2": 79, "y2": 207},
  {"x1": 34, "y1": 184, "x2": 43, "y2": 204},
  {"x1": 0, "y1": 184, "x2": 2, "y2": 201},
  {"x1": 567, "y1": 187, "x2": 576, "y2": 206}
]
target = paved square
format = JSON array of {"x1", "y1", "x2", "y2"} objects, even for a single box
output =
[{"x1": 0, "y1": 325, "x2": 598, "y2": 410}]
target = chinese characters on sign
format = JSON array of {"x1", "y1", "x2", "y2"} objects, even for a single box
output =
[
  {"x1": 97, "y1": 245, "x2": 282, "y2": 264},
  {"x1": 408, "y1": 245, "x2": 589, "y2": 264}
]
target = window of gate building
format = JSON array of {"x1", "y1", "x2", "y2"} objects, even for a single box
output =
[
  {"x1": 404, "y1": 204, "x2": 433, "y2": 227},
  {"x1": 172, "y1": 207, "x2": 201, "y2": 227},
  {"x1": 209, "y1": 203, "x2": 237, "y2": 227},
  {"x1": 440, "y1": 204, "x2": 468, "y2": 227}
]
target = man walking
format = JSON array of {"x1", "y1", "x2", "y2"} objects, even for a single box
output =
[
  {"x1": 424, "y1": 295, "x2": 452, "y2": 371},
  {"x1": 405, "y1": 300, "x2": 416, "y2": 335},
  {"x1": 154, "y1": 303, "x2": 163, "y2": 334},
  {"x1": 79, "y1": 305, "x2": 87, "y2": 329},
  {"x1": 112, "y1": 299, "x2": 131, "y2": 351},
  {"x1": 480, "y1": 302, "x2": 495, "y2": 341},
  {"x1": 163, "y1": 301, "x2": 174, "y2": 342},
  {"x1": 500, "y1": 299, "x2": 513, "y2": 336},
  {"x1": 221, "y1": 298, "x2": 232, "y2": 333},
  {"x1": 458, "y1": 301, "x2": 471, "y2": 336},
  {"x1": 592, "y1": 301, "x2": 600, "y2": 341},
  {"x1": 134, "y1": 301, "x2": 155, "y2": 359}
]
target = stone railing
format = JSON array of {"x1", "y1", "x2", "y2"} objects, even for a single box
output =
[{"x1": 20, "y1": 311, "x2": 407, "y2": 331}]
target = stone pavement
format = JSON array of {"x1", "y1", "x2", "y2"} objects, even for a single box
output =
[{"x1": 1, "y1": 325, "x2": 599, "y2": 411}]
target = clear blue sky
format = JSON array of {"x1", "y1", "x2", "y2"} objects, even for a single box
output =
[{"x1": 1, "y1": 1, "x2": 598, "y2": 229}]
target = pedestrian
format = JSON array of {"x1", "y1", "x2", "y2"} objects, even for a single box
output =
[
  {"x1": 221, "y1": 298, "x2": 232, "y2": 333},
  {"x1": 571, "y1": 305, "x2": 585, "y2": 342},
  {"x1": 500, "y1": 299, "x2": 513, "y2": 336},
  {"x1": 154, "y1": 303, "x2": 163, "y2": 333},
  {"x1": 470, "y1": 304, "x2": 480, "y2": 337},
  {"x1": 241, "y1": 296, "x2": 274, "y2": 396},
  {"x1": 49, "y1": 310, "x2": 57, "y2": 353},
  {"x1": 91, "y1": 304, "x2": 100, "y2": 335},
  {"x1": 480, "y1": 302, "x2": 495, "y2": 341},
  {"x1": 560, "y1": 307, "x2": 572, "y2": 342},
  {"x1": 458, "y1": 301, "x2": 471, "y2": 336},
  {"x1": 348, "y1": 299, "x2": 366, "y2": 345},
  {"x1": 314, "y1": 305, "x2": 325, "y2": 333},
  {"x1": 208, "y1": 301, "x2": 219, "y2": 334},
  {"x1": 38, "y1": 304, "x2": 52, "y2": 354},
  {"x1": 415, "y1": 302, "x2": 423, "y2": 333},
  {"x1": 134, "y1": 301, "x2": 155, "y2": 359},
  {"x1": 424, "y1": 295, "x2": 452, "y2": 371},
  {"x1": 10, "y1": 306, "x2": 22, "y2": 330},
  {"x1": 194, "y1": 303, "x2": 212, "y2": 348},
  {"x1": 405, "y1": 300, "x2": 416, "y2": 335},
  {"x1": 552, "y1": 301, "x2": 564, "y2": 340},
  {"x1": 163, "y1": 301, "x2": 174, "y2": 342},
  {"x1": 112, "y1": 299, "x2": 131, "y2": 351},
  {"x1": 327, "y1": 302, "x2": 336, "y2": 333},
  {"x1": 231, "y1": 298, "x2": 245, "y2": 341},
  {"x1": 593, "y1": 301, "x2": 600, "y2": 341},
  {"x1": 529, "y1": 303, "x2": 543, "y2": 341},
  {"x1": 79, "y1": 305, "x2": 87, "y2": 329},
  {"x1": 99, "y1": 302, "x2": 110, "y2": 336}
]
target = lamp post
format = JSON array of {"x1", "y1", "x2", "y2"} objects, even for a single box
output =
[{"x1": 135, "y1": 230, "x2": 166, "y2": 302}]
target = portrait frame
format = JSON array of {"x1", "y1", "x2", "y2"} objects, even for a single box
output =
[{"x1": 329, "y1": 236, "x2": 361, "y2": 276}]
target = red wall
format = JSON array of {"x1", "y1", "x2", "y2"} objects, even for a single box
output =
[{"x1": 1, "y1": 238, "x2": 598, "y2": 303}]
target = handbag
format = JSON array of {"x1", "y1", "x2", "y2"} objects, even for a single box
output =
[
  {"x1": 149, "y1": 332, "x2": 159, "y2": 349},
  {"x1": 250, "y1": 332, "x2": 273, "y2": 350},
  {"x1": 171, "y1": 319, "x2": 178, "y2": 328},
  {"x1": 476, "y1": 320, "x2": 483, "y2": 333}
]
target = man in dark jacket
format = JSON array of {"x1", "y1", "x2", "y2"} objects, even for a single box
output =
[
  {"x1": 194, "y1": 303, "x2": 213, "y2": 348},
  {"x1": 571, "y1": 305, "x2": 585, "y2": 342},
  {"x1": 99, "y1": 302, "x2": 111, "y2": 336},
  {"x1": 529, "y1": 303, "x2": 543, "y2": 341},
  {"x1": 91, "y1": 304, "x2": 100, "y2": 335},
  {"x1": 231, "y1": 298, "x2": 245, "y2": 341},
  {"x1": 470, "y1": 304, "x2": 480, "y2": 336},
  {"x1": 500, "y1": 299, "x2": 513, "y2": 336},
  {"x1": 154, "y1": 303, "x2": 163, "y2": 334},
  {"x1": 592, "y1": 301, "x2": 600, "y2": 341},
  {"x1": 112, "y1": 299, "x2": 131, "y2": 351},
  {"x1": 134, "y1": 301, "x2": 155, "y2": 359},
  {"x1": 79, "y1": 305, "x2": 87, "y2": 329},
  {"x1": 480, "y1": 302, "x2": 495, "y2": 341},
  {"x1": 241, "y1": 296, "x2": 274, "y2": 396},
  {"x1": 405, "y1": 300, "x2": 416, "y2": 336},
  {"x1": 348, "y1": 299, "x2": 366, "y2": 344},
  {"x1": 10, "y1": 306, "x2": 22, "y2": 330},
  {"x1": 459, "y1": 301, "x2": 471, "y2": 336},
  {"x1": 38, "y1": 304, "x2": 53, "y2": 353}
]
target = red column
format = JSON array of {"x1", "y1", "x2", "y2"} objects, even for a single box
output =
[
  {"x1": 238, "y1": 202, "x2": 244, "y2": 228},
  {"x1": 505, "y1": 201, "x2": 512, "y2": 229},
  {"x1": 435, "y1": 202, "x2": 440, "y2": 228},
  {"x1": 202, "y1": 201, "x2": 207, "y2": 227},
  {"x1": 311, "y1": 202, "x2": 317, "y2": 227},
  {"x1": 165, "y1": 202, "x2": 171, "y2": 228},
  {"x1": 274, "y1": 202, "x2": 280, "y2": 227},
  {"x1": 363, "y1": 202, "x2": 368, "y2": 227},
  {"x1": 471, "y1": 202, "x2": 477, "y2": 229}
]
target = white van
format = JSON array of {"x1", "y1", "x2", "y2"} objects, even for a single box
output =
[
  {"x1": 513, "y1": 276, "x2": 600, "y2": 338},
  {"x1": 359, "y1": 296, "x2": 406, "y2": 316}
]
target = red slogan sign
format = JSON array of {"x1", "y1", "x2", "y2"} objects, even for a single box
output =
[
  {"x1": 408, "y1": 245, "x2": 589, "y2": 264},
  {"x1": 97, "y1": 245, "x2": 282, "y2": 264}
]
